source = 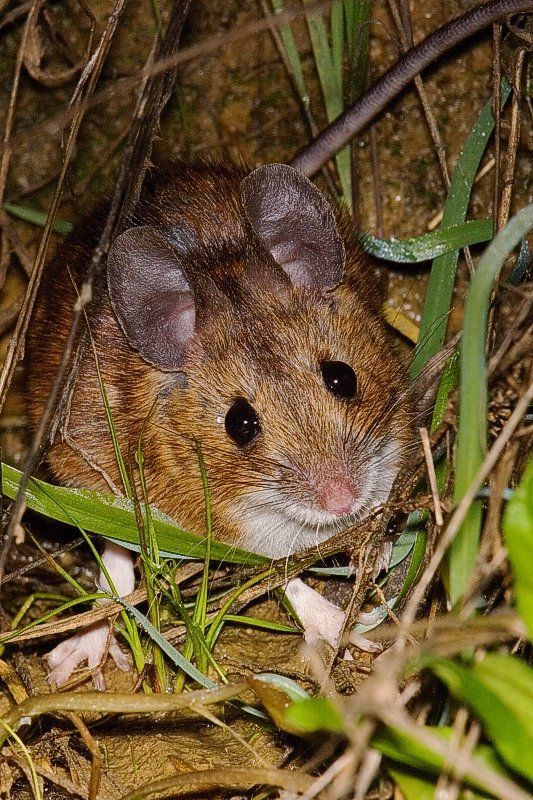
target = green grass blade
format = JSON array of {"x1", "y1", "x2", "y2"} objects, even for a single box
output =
[
  {"x1": 136, "y1": 436, "x2": 160, "y2": 567},
  {"x1": 411, "y1": 79, "x2": 511, "y2": 379},
  {"x1": 387, "y1": 764, "x2": 492, "y2": 800},
  {"x1": 0, "y1": 720, "x2": 43, "y2": 800},
  {"x1": 427, "y1": 655, "x2": 533, "y2": 782},
  {"x1": 303, "y1": 0, "x2": 352, "y2": 205},
  {"x1": 136, "y1": 434, "x2": 167, "y2": 689},
  {"x1": 188, "y1": 442, "x2": 214, "y2": 676},
  {"x1": 89, "y1": 334, "x2": 133, "y2": 498},
  {"x1": 503, "y1": 458, "x2": 533, "y2": 640},
  {"x1": 361, "y1": 219, "x2": 493, "y2": 263},
  {"x1": 269, "y1": 0, "x2": 312, "y2": 111},
  {"x1": 1, "y1": 463, "x2": 265, "y2": 565},
  {"x1": 376, "y1": 726, "x2": 514, "y2": 795},
  {"x1": 4, "y1": 202, "x2": 73, "y2": 236},
  {"x1": 158, "y1": 573, "x2": 209, "y2": 691},
  {"x1": 192, "y1": 442, "x2": 212, "y2": 635},
  {"x1": 205, "y1": 569, "x2": 272, "y2": 650},
  {"x1": 449, "y1": 202, "x2": 533, "y2": 605},
  {"x1": 331, "y1": 1, "x2": 344, "y2": 88},
  {"x1": 0, "y1": 593, "x2": 111, "y2": 645},
  {"x1": 430, "y1": 348, "x2": 460, "y2": 434},
  {"x1": 219, "y1": 615, "x2": 298, "y2": 634},
  {"x1": 9, "y1": 592, "x2": 70, "y2": 631},
  {"x1": 344, "y1": 0, "x2": 371, "y2": 101},
  {"x1": 113, "y1": 595, "x2": 216, "y2": 689},
  {"x1": 303, "y1": 5, "x2": 340, "y2": 122}
]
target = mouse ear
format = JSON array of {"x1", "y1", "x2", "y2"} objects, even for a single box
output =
[
  {"x1": 240, "y1": 164, "x2": 345, "y2": 292},
  {"x1": 107, "y1": 225, "x2": 196, "y2": 371}
]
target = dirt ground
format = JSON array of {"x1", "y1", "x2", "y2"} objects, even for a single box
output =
[{"x1": 0, "y1": 1, "x2": 531, "y2": 798}]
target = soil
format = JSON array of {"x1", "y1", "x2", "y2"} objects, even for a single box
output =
[{"x1": 0, "y1": 1, "x2": 531, "y2": 797}]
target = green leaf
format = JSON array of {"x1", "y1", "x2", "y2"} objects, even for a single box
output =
[
  {"x1": 388, "y1": 525, "x2": 417, "y2": 570},
  {"x1": 114, "y1": 595, "x2": 216, "y2": 689},
  {"x1": 473, "y1": 654, "x2": 533, "y2": 741},
  {"x1": 284, "y1": 696, "x2": 345, "y2": 734},
  {"x1": 249, "y1": 674, "x2": 311, "y2": 734},
  {"x1": 221, "y1": 614, "x2": 298, "y2": 634},
  {"x1": 303, "y1": 0, "x2": 351, "y2": 205},
  {"x1": 449, "y1": 202, "x2": 533, "y2": 605},
  {"x1": 1, "y1": 463, "x2": 265, "y2": 566},
  {"x1": 431, "y1": 347, "x2": 460, "y2": 434},
  {"x1": 344, "y1": 0, "x2": 371, "y2": 100},
  {"x1": 254, "y1": 672, "x2": 310, "y2": 702},
  {"x1": 397, "y1": 521, "x2": 427, "y2": 602},
  {"x1": 503, "y1": 459, "x2": 533, "y2": 639},
  {"x1": 4, "y1": 202, "x2": 72, "y2": 236},
  {"x1": 269, "y1": 0, "x2": 312, "y2": 111},
  {"x1": 375, "y1": 724, "x2": 514, "y2": 796},
  {"x1": 426, "y1": 655, "x2": 533, "y2": 782},
  {"x1": 411, "y1": 79, "x2": 511, "y2": 379},
  {"x1": 361, "y1": 219, "x2": 493, "y2": 264},
  {"x1": 387, "y1": 764, "x2": 492, "y2": 800},
  {"x1": 374, "y1": 724, "x2": 448, "y2": 773},
  {"x1": 354, "y1": 515, "x2": 426, "y2": 636}
]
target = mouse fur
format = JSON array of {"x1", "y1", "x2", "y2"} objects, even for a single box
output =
[{"x1": 28, "y1": 161, "x2": 412, "y2": 560}]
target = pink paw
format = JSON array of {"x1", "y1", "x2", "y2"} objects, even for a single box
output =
[
  {"x1": 46, "y1": 621, "x2": 130, "y2": 690},
  {"x1": 284, "y1": 578, "x2": 346, "y2": 648}
]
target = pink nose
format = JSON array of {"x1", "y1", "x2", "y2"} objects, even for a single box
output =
[{"x1": 316, "y1": 477, "x2": 357, "y2": 516}]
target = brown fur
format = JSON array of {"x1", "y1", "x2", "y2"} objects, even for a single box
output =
[{"x1": 27, "y1": 162, "x2": 413, "y2": 555}]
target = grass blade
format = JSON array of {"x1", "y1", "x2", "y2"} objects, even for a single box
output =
[
  {"x1": 331, "y1": 1, "x2": 344, "y2": 87},
  {"x1": 427, "y1": 655, "x2": 533, "y2": 782},
  {"x1": 89, "y1": 332, "x2": 133, "y2": 498},
  {"x1": 221, "y1": 615, "x2": 298, "y2": 633},
  {"x1": 411, "y1": 79, "x2": 511, "y2": 379},
  {"x1": 1, "y1": 463, "x2": 264, "y2": 565},
  {"x1": 269, "y1": 0, "x2": 312, "y2": 113},
  {"x1": 449, "y1": 201, "x2": 533, "y2": 605},
  {"x1": 136, "y1": 432, "x2": 167, "y2": 689},
  {"x1": 503, "y1": 458, "x2": 533, "y2": 639},
  {"x1": 303, "y1": 0, "x2": 352, "y2": 205},
  {"x1": 4, "y1": 202, "x2": 72, "y2": 236},
  {"x1": 376, "y1": 725, "x2": 513, "y2": 795},
  {"x1": 344, "y1": 1, "x2": 371, "y2": 101},
  {"x1": 192, "y1": 442, "x2": 212, "y2": 634},
  {"x1": 113, "y1": 595, "x2": 216, "y2": 689},
  {"x1": 361, "y1": 219, "x2": 492, "y2": 263}
]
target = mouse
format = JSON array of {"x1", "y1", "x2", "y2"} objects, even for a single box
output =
[{"x1": 26, "y1": 161, "x2": 414, "y2": 688}]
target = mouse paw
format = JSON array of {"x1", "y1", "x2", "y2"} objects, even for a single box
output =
[
  {"x1": 349, "y1": 632, "x2": 383, "y2": 654},
  {"x1": 284, "y1": 578, "x2": 345, "y2": 649},
  {"x1": 46, "y1": 621, "x2": 131, "y2": 690}
]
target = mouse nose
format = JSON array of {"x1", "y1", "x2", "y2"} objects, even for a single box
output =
[{"x1": 315, "y1": 476, "x2": 357, "y2": 516}]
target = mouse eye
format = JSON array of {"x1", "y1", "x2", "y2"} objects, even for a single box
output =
[
  {"x1": 225, "y1": 397, "x2": 261, "y2": 446},
  {"x1": 321, "y1": 360, "x2": 357, "y2": 399}
]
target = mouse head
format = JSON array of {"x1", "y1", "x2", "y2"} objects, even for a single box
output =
[{"x1": 107, "y1": 164, "x2": 413, "y2": 558}]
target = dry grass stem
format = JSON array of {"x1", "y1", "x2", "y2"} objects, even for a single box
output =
[
  {"x1": 381, "y1": 706, "x2": 530, "y2": 800},
  {"x1": 397, "y1": 375, "x2": 533, "y2": 645},
  {"x1": 419, "y1": 426, "x2": 443, "y2": 526},
  {"x1": 387, "y1": 0, "x2": 450, "y2": 189},
  {"x1": 497, "y1": 47, "x2": 525, "y2": 231}
]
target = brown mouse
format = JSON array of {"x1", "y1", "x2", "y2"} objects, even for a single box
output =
[{"x1": 27, "y1": 161, "x2": 413, "y2": 687}]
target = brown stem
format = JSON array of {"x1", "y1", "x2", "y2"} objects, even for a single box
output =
[{"x1": 290, "y1": 0, "x2": 533, "y2": 176}]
